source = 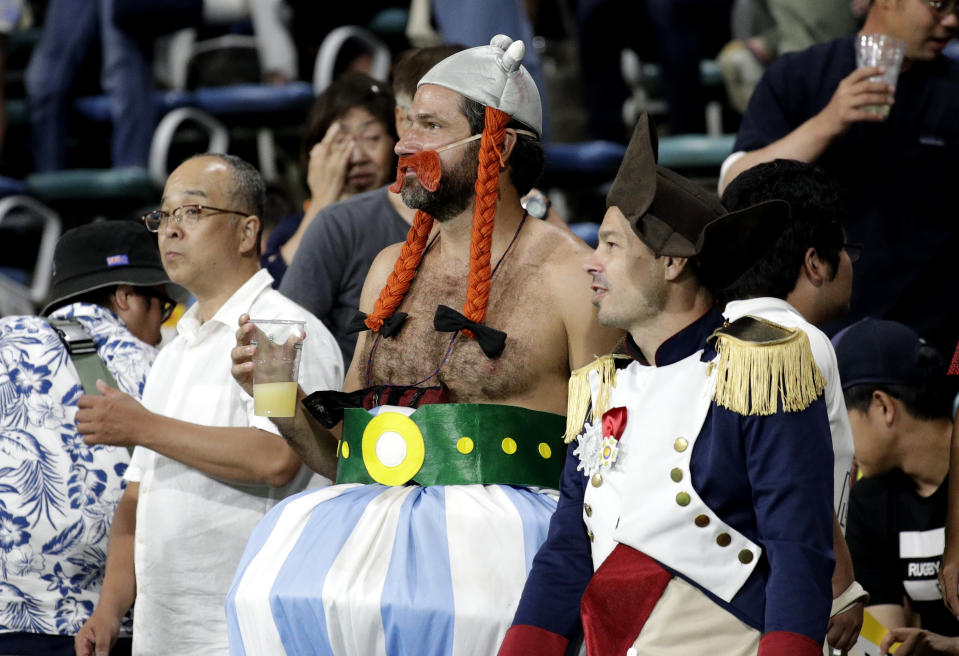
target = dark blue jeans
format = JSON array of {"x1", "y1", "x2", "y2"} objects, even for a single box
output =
[{"x1": 24, "y1": 0, "x2": 155, "y2": 170}]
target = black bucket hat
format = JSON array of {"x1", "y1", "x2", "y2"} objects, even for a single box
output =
[
  {"x1": 41, "y1": 220, "x2": 180, "y2": 316},
  {"x1": 606, "y1": 113, "x2": 791, "y2": 290}
]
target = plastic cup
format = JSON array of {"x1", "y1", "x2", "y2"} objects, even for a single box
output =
[
  {"x1": 249, "y1": 319, "x2": 305, "y2": 417},
  {"x1": 855, "y1": 33, "x2": 906, "y2": 119}
]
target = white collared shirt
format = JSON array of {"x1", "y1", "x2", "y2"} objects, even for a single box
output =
[
  {"x1": 723, "y1": 297, "x2": 855, "y2": 531},
  {"x1": 125, "y1": 269, "x2": 343, "y2": 655}
]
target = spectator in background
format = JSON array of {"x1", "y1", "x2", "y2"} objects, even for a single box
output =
[
  {"x1": 26, "y1": 0, "x2": 300, "y2": 172},
  {"x1": 577, "y1": 0, "x2": 734, "y2": 139},
  {"x1": 721, "y1": 0, "x2": 959, "y2": 355},
  {"x1": 0, "y1": 0, "x2": 30, "y2": 159},
  {"x1": 390, "y1": 43, "x2": 465, "y2": 137},
  {"x1": 261, "y1": 72, "x2": 397, "y2": 284},
  {"x1": 836, "y1": 319, "x2": 958, "y2": 639},
  {"x1": 25, "y1": 0, "x2": 154, "y2": 171},
  {"x1": 718, "y1": 0, "x2": 862, "y2": 113},
  {"x1": 720, "y1": 159, "x2": 864, "y2": 652},
  {"x1": 881, "y1": 628, "x2": 959, "y2": 655},
  {"x1": 0, "y1": 221, "x2": 176, "y2": 655}
]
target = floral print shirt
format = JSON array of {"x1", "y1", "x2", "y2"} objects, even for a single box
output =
[{"x1": 0, "y1": 303, "x2": 156, "y2": 636}]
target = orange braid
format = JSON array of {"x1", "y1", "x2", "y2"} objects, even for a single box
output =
[
  {"x1": 364, "y1": 209, "x2": 434, "y2": 332},
  {"x1": 462, "y1": 106, "x2": 509, "y2": 336}
]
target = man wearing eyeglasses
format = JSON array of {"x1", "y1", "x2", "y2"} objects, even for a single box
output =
[
  {"x1": 0, "y1": 220, "x2": 177, "y2": 656},
  {"x1": 73, "y1": 153, "x2": 343, "y2": 656},
  {"x1": 719, "y1": 0, "x2": 959, "y2": 357}
]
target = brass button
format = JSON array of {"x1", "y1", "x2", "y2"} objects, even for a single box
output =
[
  {"x1": 591, "y1": 473, "x2": 603, "y2": 487},
  {"x1": 738, "y1": 549, "x2": 754, "y2": 564},
  {"x1": 675, "y1": 492, "x2": 691, "y2": 507},
  {"x1": 584, "y1": 503, "x2": 593, "y2": 517},
  {"x1": 673, "y1": 437, "x2": 688, "y2": 452},
  {"x1": 670, "y1": 468, "x2": 683, "y2": 483},
  {"x1": 694, "y1": 514, "x2": 710, "y2": 528},
  {"x1": 587, "y1": 529, "x2": 594, "y2": 542},
  {"x1": 716, "y1": 533, "x2": 731, "y2": 547}
]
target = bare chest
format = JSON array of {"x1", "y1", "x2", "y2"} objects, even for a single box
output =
[{"x1": 362, "y1": 260, "x2": 569, "y2": 404}]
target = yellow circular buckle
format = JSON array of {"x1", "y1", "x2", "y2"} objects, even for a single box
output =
[{"x1": 361, "y1": 412, "x2": 426, "y2": 486}]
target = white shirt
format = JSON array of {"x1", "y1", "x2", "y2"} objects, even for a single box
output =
[
  {"x1": 125, "y1": 269, "x2": 343, "y2": 655},
  {"x1": 724, "y1": 297, "x2": 855, "y2": 531}
]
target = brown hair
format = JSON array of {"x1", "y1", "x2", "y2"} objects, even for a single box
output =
[{"x1": 391, "y1": 44, "x2": 467, "y2": 102}]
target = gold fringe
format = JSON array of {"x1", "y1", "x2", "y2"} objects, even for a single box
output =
[
  {"x1": 564, "y1": 355, "x2": 625, "y2": 443},
  {"x1": 712, "y1": 327, "x2": 826, "y2": 416}
]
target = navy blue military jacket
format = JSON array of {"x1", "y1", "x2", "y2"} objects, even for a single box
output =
[{"x1": 505, "y1": 307, "x2": 835, "y2": 654}]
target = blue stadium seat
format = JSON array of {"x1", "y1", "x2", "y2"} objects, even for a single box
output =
[
  {"x1": 73, "y1": 90, "x2": 192, "y2": 123},
  {"x1": 190, "y1": 81, "x2": 314, "y2": 116},
  {"x1": 0, "y1": 176, "x2": 27, "y2": 198},
  {"x1": 543, "y1": 141, "x2": 626, "y2": 180},
  {"x1": 569, "y1": 222, "x2": 601, "y2": 248},
  {"x1": 658, "y1": 134, "x2": 735, "y2": 169}
]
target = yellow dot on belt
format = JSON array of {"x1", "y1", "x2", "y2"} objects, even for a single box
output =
[
  {"x1": 341, "y1": 442, "x2": 350, "y2": 459},
  {"x1": 538, "y1": 443, "x2": 552, "y2": 459},
  {"x1": 457, "y1": 437, "x2": 474, "y2": 454},
  {"x1": 502, "y1": 437, "x2": 517, "y2": 455}
]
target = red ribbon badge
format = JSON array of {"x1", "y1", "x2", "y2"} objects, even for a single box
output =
[{"x1": 601, "y1": 406, "x2": 628, "y2": 441}]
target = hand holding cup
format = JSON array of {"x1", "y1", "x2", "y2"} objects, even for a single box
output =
[
  {"x1": 247, "y1": 319, "x2": 306, "y2": 418},
  {"x1": 854, "y1": 33, "x2": 906, "y2": 119}
]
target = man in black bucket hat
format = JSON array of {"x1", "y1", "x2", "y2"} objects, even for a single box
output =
[
  {"x1": 0, "y1": 220, "x2": 173, "y2": 656},
  {"x1": 41, "y1": 219, "x2": 183, "y2": 327},
  {"x1": 501, "y1": 114, "x2": 835, "y2": 656}
]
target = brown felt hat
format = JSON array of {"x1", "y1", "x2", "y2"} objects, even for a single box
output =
[{"x1": 607, "y1": 113, "x2": 791, "y2": 290}]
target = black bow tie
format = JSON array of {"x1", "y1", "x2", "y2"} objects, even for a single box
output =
[
  {"x1": 347, "y1": 311, "x2": 408, "y2": 338},
  {"x1": 433, "y1": 304, "x2": 507, "y2": 358}
]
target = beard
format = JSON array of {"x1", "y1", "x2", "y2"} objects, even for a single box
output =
[{"x1": 400, "y1": 141, "x2": 479, "y2": 222}]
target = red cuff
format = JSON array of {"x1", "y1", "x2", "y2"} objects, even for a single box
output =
[
  {"x1": 758, "y1": 631, "x2": 822, "y2": 656},
  {"x1": 498, "y1": 625, "x2": 569, "y2": 656}
]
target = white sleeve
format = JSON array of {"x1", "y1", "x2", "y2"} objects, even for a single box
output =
[
  {"x1": 248, "y1": 0, "x2": 297, "y2": 79},
  {"x1": 124, "y1": 446, "x2": 148, "y2": 483},
  {"x1": 718, "y1": 150, "x2": 747, "y2": 193}
]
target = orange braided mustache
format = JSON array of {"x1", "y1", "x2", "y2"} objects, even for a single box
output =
[
  {"x1": 389, "y1": 151, "x2": 442, "y2": 193},
  {"x1": 367, "y1": 107, "x2": 510, "y2": 341}
]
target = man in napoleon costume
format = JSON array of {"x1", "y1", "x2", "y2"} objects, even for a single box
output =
[{"x1": 499, "y1": 117, "x2": 836, "y2": 656}]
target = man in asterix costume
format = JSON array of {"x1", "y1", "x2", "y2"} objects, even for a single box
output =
[
  {"x1": 225, "y1": 36, "x2": 621, "y2": 655},
  {"x1": 499, "y1": 116, "x2": 836, "y2": 656}
]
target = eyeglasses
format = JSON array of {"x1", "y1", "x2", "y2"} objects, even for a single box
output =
[
  {"x1": 141, "y1": 204, "x2": 249, "y2": 232},
  {"x1": 923, "y1": 0, "x2": 958, "y2": 15},
  {"x1": 843, "y1": 242, "x2": 863, "y2": 263},
  {"x1": 137, "y1": 288, "x2": 176, "y2": 322}
]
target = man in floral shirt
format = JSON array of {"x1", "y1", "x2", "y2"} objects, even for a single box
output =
[{"x1": 0, "y1": 220, "x2": 177, "y2": 655}]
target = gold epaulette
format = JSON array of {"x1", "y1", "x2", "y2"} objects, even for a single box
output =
[
  {"x1": 564, "y1": 354, "x2": 629, "y2": 443},
  {"x1": 708, "y1": 315, "x2": 826, "y2": 416}
]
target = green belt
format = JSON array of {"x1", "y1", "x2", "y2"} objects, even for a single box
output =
[{"x1": 336, "y1": 403, "x2": 567, "y2": 487}]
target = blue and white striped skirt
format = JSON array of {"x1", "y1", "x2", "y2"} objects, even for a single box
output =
[{"x1": 226, "y1": 482, "x2": 558, "y2": 656}]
